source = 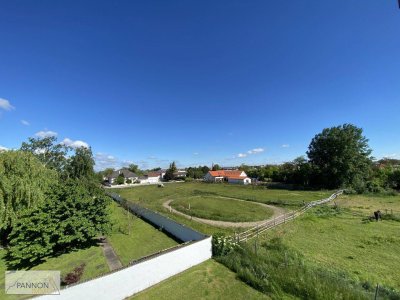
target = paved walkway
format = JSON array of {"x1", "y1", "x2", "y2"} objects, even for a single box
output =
[
  {"x1": 163, "y1": 197, "x2": 286, "y2": 228},
  {"x1": 99, "y1": 237, "x2": 123, "y2": 271}
]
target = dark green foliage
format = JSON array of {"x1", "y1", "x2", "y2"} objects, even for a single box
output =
[
  {"x1": 21, "y1": 136, "x2": 69, "y2": 172},
  {"x1": 216, "y1": 238, "x2": 384, "y2": 299},
  {"x1": 115, "y1": 174, "x2": 125, "y2": 185},
  {"x1": 307, "y1": 124, "x2": 373, "y2": 189},
  {"x1": 66, "y1": 147, "x2": 95, "y2": 180},
  {"x1": 128, "y1": 164, "x2": 143, "y2": 175},
  {"x1": 7, "y1": 179, "x2": 111, "y2": 267},
  {"x1": 212, "y1": 164, "x2": 221, "y2": 171},
  {"x1": 164, "y1": 161, "x2": 177, "y2": 181},
  {"x1": 186, "y1": 165, "x2": 210, "y2": 179}
]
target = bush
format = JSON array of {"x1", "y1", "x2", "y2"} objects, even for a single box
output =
[
  {"x1": 126, "y1": 179, "x2": 132, "y2": 184},
  {"x1": 61, "y1": 263, "x2": 86, "y2": 286},
  {"x1": 212, "y1": 233, "x2": 240, "y2": 257}
]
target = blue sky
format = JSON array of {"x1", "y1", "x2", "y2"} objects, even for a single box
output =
[{"x1": 1, "y1": 1, "x2": 399, "y2": 170}]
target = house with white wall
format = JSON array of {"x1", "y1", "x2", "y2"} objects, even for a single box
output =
[
  {"x1": 204, "y1": 170, "x2": 251, "y2": 185},
  {"x1": 108, "y1": 169, "x2": 138, "y2": 184}
]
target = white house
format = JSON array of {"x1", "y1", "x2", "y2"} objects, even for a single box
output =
[
  {"x1": 139, "y1": 172, "x2": 162, "y2": 184},
  {"x1": 204, "y1": 170, "x2": 251, "y2": 185},
  {"x1": 108, "y1": 169, "x2": 138, "y2": 184}
]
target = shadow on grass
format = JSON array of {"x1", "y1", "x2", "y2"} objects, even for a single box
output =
[{"x1": 3, "y1": 237, "x2": 101, "y2": 270}]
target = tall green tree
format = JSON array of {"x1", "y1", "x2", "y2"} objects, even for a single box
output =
[
  {"x1": 128, "y1": 164, "x2": 143, "y2": 175},
  {"x1": 164, "y1": 161, "x2": 177, "y2": 181},
  {"x1": 66, "y1": 147, "x2": 95, "y2": 180},
  {"x1": 7, "y1": 179, "x2": 110, "y2": 267},
  {"x1": 212, "y1": 164, "x2": 221, "y2": 171},
  {"x1": 20, "y1": 136, "x2": 69, "y2": 172},
  {"x1": 0, "y1": 151, "x2": 57, "y2": 242},
  {"x1": 307, "y1": 124, "x2": 372, "y2": 189}
]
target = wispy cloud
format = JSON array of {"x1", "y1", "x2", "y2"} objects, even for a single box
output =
[
  {"x1": 193, "y1": 152, "x2": 199, "y2": 155},
  {"x1": 35, "y1": 130, "x2": 58, "y2": 138},
  {"x1": 0, "y1": 98, "x2": 15, "y2": 111},
  {"x1": 281, "y1": 144, "x2": 290, "y2": 148},
  {"x1": 382, "y1": 153, "x2": 399, "y2": 159},
  {"x1": 61, "y1": 138, "x2": 89, "y2": 149},
  {"x1": 0, "y1": 145, "x2": 9, "y2": 151},
  {"x1": 236, "y1": 147, "x2": 264, "y2": 158},
  {"x1": 247, "y1": 148, "x2": 264, "y2": 154},
  {"x1": 21, "y1": 120, "x2": 30, "y2": 126}
]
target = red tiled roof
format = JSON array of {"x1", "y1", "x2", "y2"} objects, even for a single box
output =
[
  {"x1": 208, "y1": 170, "x2": 244, "y2": 178},
  {"x1": 146, "y1": 172, "x2": 161, "y2": 177}
]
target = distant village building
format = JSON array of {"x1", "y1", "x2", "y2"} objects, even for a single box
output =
[
  {"x1": 204, "y1": 170, "x2": 251, "y2": 185},
  {"x1": 107, "y1": 169, "x2": 138, "y2": 184},
  {"x1": 139, "y1": 171, "x2": 163, "y2": 184},
  {"x1": 173, "y1": 170, "x2": 187, "y2": 178}
]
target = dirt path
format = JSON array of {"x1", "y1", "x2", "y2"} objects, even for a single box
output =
[
  {"x1": 162, "y1": 197, "x2": 287, "y2": 228},
  {"x1": 99, "y1": 237, "x2": 123, "y2": 271}
]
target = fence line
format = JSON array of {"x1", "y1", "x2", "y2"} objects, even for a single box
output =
[{"x1": 231, "y1": 190, "x2": 344, "y2": 242}]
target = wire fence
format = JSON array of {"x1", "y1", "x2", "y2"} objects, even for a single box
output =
[{"x1": 230, "y1": 190, "x2": 344, "y2": 242}]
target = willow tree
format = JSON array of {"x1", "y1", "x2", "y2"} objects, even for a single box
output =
[{"x1": 0, "y1": 150, "x2": 57, "y2": 241}]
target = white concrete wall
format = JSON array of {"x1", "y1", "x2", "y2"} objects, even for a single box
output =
[{"x1": 36, "y1": 237, "x2": 212, "y2": 300}]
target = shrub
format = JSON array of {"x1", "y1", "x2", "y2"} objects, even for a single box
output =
[
  {"x1": 212, "y1": 233, "x2": 240, "y2": 257},
  {"x1": 126, "y1": 179, "x2": 132, "y2": 184},
  {"x1": 61, "y1": 263, "x2": 86, "y2": 286}
]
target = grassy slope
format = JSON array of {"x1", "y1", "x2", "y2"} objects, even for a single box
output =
[
  {"x1": 115, "y1": 182, "x2": 332, "y2": 235},
  {"x1": 107, "y1": 201, "x2": 178, "y2": 265},
  {"x1": 171, "y1": 196, "x2": 274, "y2": 222},
  {"x1": 0, "y1": 246, "x2": 109, "y2": 300},
  {"x1": 264, "y1": 194, "x2": 400, "y2": 291},
  {"x1": 131, "y1": 259, "x2": 270, "y2": 300}
]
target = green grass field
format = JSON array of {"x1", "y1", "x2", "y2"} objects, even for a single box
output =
[
  {"x1": 171, "y1": 196, "x2": 274, "y2": 222},
  {"x1": 107, "y1": 201, "x2": 179, "y2": 265},
  {"x1": 115, "y1": 182, "x2": 332, "y2": 235},
  {"x1": 130, "y1": 259, "x2": 270, "y2": 300},
  {"x1": 262, "y1": 194, "x2": 400, "y2": 292}
]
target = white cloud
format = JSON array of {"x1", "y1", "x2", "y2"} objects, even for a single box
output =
[
  {"x1": 193, "y1": 152, "x2": 199, "y2": 155},
  {"x1": 0, "y1": 98, "x2": 15, "y2": 111},
  {"x1": 382, "y1": 153, "x2": 399, "y2": 159},
  {"x1": 281, "y1": 144, "x2": 290, "y2": 148},
  {"x1": 35, "y1": 130, "x2": 58, "y2": 138},
  {"x1": 237, "y1": 153, "x2": 247, "y2": 158},
  {"x1": 21, "y1": 120, "x2": 30, "y2": 126},
  {"x1": 247, "y1": 148, "x2": 265, "y2": 154},
  {"x1": 0, "y1": 145, "x2": 9, "y2": 151},
  {"x1": 61, "y1": 138, "x2": 89, "y2": 149}
]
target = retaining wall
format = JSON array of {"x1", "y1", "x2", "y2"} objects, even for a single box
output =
[{"x1": 36, "y1": 193, "x2": 212, "y2": 300}]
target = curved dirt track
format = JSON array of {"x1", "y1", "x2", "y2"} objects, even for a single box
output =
[{"x1": 163, "y1": 197, "x2": 287, "y2": 228}]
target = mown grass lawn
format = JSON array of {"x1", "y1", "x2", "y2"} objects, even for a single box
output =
[
  {"x1": 263, "y1": 193, "x2": 400, "y2": 291},
  {"x1": 115, "y1": 182, "x2": 332, "y2": 235},
  {"x1": 107, "y1": 201, "x2": 179, "y2": 265},
  {"x1": 130, "y1": 259, "x2": 270, "y2": 300},
  {"x1": 171, "y1": 196, "x2": 274, "y2": 222}
]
